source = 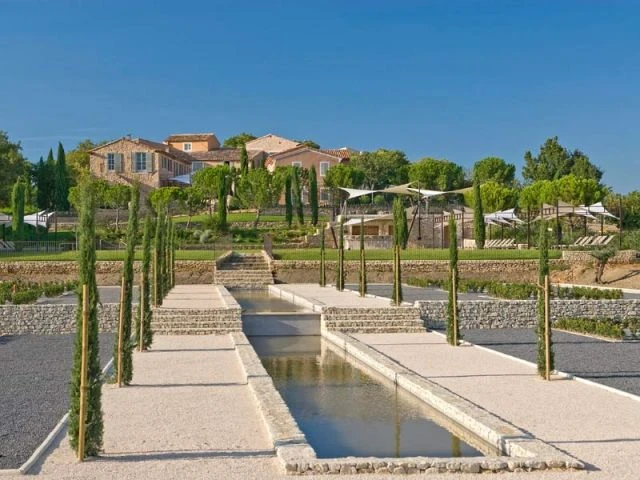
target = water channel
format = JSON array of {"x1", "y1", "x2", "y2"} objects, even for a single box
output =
[{"x1": 234, "y1": 289, "x2": 493, "y2": 459}]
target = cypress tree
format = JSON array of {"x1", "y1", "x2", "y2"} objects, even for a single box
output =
[
  {"x1": 285, "y1": 174, "x2": 293, "y2": 226},
  {"x1": 309, "y1": 165, "x2": 319, "y2": 226},
  {"x1": 336, "y1": 216, "x2": 344, "y2": 291},
  {"x1": 55, "y1": 142, "x2": 70, "y2": 212},
  {"x1": 473, "y1": 176, "x2": 485, "y2": 249},
  {"x1": 154, "y1": 208, "x2": 165, "y2": 305},
  {"x1": 115, "y1": 183, "x2": 139, "y2": 385},
  {"x1": 45, "y1": 149, "x2": 56, "y2": 210},
  {"x1": 11, "y1": 179, "x2": 25, "y2": 241},
  {"x1": 359, "y1": 216, "x2": 367, "y2": 297},
  {"x1": 217, "y1": 177, "x2": 228, "y2": 232},
  {"x1": 164, "y1": 218, "x2": 173, "y2": 293},
  {"x1": 137, "y1": 215, "x2": 153, "y2": 350},
  {"x1": 68, "y1": 180, "x2": 103, "y2": 456},
  {"x1": 392, "y1": 198, "x2": 408, "y2": 249},
  {"x1": 447, "y1": 214, "x2": 460, "y2": 345},
  {"x1": 392, "y1": 209, "x2": 403, "y2": 305},
  {"x1": 319, "y1": 226, "x2": 326, "y2": 287},
  {"x1": 240, "y1": 143, "x2": 249, "y2": 175},
  {"x1": 292, "y1": 167, "x2": 304, "y2": 225},
  {"x1": 537, "y1": 218, "x2": 554, "y2": 376},
  {"x1": 35, "y1": 156, "x2": 48, "y2": 210}
]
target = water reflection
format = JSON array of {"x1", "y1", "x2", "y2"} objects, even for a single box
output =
[
  {"x1": 231, "y1": 290, "x2": 307, "y2": 313},
  {"x1": 250, "y1": 336, "x2": 487, "y2": 459}
]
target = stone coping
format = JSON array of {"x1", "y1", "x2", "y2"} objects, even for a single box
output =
[
  {"x1": 268, "y1": 285, "x2": 324, "y2": 313},
  {"x1": 231, "y1": 330, "x2": 584, "y2": 475}
]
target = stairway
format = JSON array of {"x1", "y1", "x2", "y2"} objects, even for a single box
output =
[
  {"x1": 151, "y1": 307, "x2": 242, "y2": 335},
  {"x1": 214, "y1": 252, "x2": 274, "y2": 289},
  {"x1": 322, "y1": 306, "x2": 426, "y2": 334}
]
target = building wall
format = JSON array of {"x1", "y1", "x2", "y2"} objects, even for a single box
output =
[
  {"x1": 246, "y1": 135, "x2": 299, "y2": 153},
  {"x1": 90, "y1": 139, "x2": 161, "y2": 189},
  {"x1": 167, "y1": 138, "x2": 219, "y2": 152}
]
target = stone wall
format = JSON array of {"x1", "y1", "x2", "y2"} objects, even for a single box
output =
[
  {"x1": 562, "y1": 249, "x2": 639, "y2": 264},
  {"x1": 418, "y1": 299, "x2": 640, "y2": 329},
  {"x1": 0, "y1": 303, "x2": 120, "y2": 335}
]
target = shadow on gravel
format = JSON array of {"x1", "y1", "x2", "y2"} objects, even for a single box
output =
[
  {"x1": 102, "y1": 449, "x2": 275, "y2": 462},
  {"x1": 0, "y1": 335, "x2": 15, "y2": 346}
]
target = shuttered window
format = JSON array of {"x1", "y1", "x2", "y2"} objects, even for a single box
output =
[
  {"x1": 134, "y1": 152, "x2": 150, "y2": 172},
  {"x1": 107, "y1": 153, "x2": 115, "y2": 171},
  {"x1": 319, "y1": 161, "x2": 329, "y2": 176}
]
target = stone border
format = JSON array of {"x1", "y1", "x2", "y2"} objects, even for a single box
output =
[
  {"x1": 268, "y1": 285, "x2": 323, "y2": 313},
  {"x1": 231, "y1": 330, "x2": 583, "y2": 475},
  {"x1": 0, "y1": 357, "x2": 115, "y2": 475}
]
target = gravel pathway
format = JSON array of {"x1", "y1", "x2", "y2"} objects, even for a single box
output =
[
  {"x1": 461, "y1": 328, "x2": 640, "y2": 396},
  {"x1": 0, "y1": 333, "x2": 114, "y2": 470}
]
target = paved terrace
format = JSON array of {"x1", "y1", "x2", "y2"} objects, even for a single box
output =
[{"x1": 159, "y1": 284, "x2": 226, "y2": 309}]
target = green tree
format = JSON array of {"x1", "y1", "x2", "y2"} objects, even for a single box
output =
[
  {"x1": 409, "y1": 157, "x2": 466, "y2": 191},
  {"x1": 104, "y1": 184, "x2": 130, "y2": 232},
  {"x1": 391, "y1": 206, "x2": 403, "y2": 306},
  {"x1": 223, "y1": 132, "x2": 256, "y2": 148},
  {"x1": 350, "y1": 149, "x2": 409, "y2": 190},
  {"x1": 0, "y1": 131, "x2": 27, "y2": 208},
  {"x1": 154, "y1": 207, "x2": 165, "y2": 305},
  {"x1": 68, "y1": 179, "x2": 103, "y2": 456},
  {"x1": 11, "y1": 179, "x2": 26, "y2": 241},
  {"x1": 447, "y1": 214, "x2": 460, "y2": 345},
  {"x1": 284, "y1": 174, "x2": 293, "y2": 227},
  {"x1": 473, "y1": 176, "x2": 485, "y2": 249},
  {"x1": 66, "y1": 139, "x2": 107, "y2": 185},
  {"x1": 309, "y1": 165, "x2": 319, "y2": 226},
  {"x1": 217, "y1": 174, "x2": 229, "y2": 231},
  {"x1": 392, "y1": 197, "x2": 408, "y2": 249},
  {"x1": 149, "y1": 186, "x2": 183, "y2": 215},
  {"x1": 359, "y1": 217, "x2": 367, "y2": 297},
  {"x1": 295, "y1": 139, "x2": 320, "y2": 149},
  {"x1": 240, "y1": 143, "x2": 249, "y2": 175},
  {"x1": 607, "y1": 190, "x2": 640, "y2": 229},
  {"x1": 291, "y1": 167, "x2": 304, "y2": 225},
  {"x1": 336, "y1": 216, "x2": 345, "y2": 291},
  {"x1": 35, "y1": 156, "x2": 55, "y2": 210},
  {"x1": 236, "y1": 167, "x2": 284, "y2": 227},
  {"x1": 523, "y1": 137, "x2": 603, "y2": 183},
  {"x1": 136, "y1": 215, "x2": 153, "y2": 350},
  {"x1": 319, "y1": 227, "x2": 326, "y2": 287},
  {"x1": 472, "y1": 157, "x2": 516, "y2": 186},
  {"x1": 55, "y1": 142, "x2": 70, "y2": 211},
  {"x1": 192, "y1": 165, "x2": 231, "y2": 218},
  {"x1": 323, "y1": 164, "x2": 366, "y2": 210},
  {"x1": 479, "y1": 181, "x2": 519, "y2": 213},
  {"x1": 590, "y1": 247, "x2": 617, "y2": 284},
  {"x1": 180, "y1": 186, "x2": 206, "y2": 228},
  {"x1": 536, "y1": 219, "x2": 554, "y2": 376}
]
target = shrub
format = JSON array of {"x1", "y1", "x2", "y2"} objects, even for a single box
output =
[{"x1": 555, "y1": 317, "x2": 624, "y2": 339}]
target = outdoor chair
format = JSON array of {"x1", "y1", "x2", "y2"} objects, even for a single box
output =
[
  {"x1": 572, "y1": 236, "x2": 586, "y2": 246},
  {"x1": 601, "y1": 235, "x2": 615, "y2": 246}
]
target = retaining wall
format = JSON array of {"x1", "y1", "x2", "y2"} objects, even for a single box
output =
[
  {"x1": 418, "y1": 299, "x2": 640, "y2": 329},
  {"x1": 562, "y1": 249, "x2": 638, "y2": 264},
  {"x1": 0, "y1": 303, "x2": 120, "y2": 335}
]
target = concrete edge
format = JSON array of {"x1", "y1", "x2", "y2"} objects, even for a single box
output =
[
  {"x1": 268, "y1": 285, "x2": 324, "y2": 313},
  {"x1": 430, "y1": 330, "x2": 640, "y2": 405},
  {"x1": 7, "y1": 357, "x2": 115, "y2": 475},
  {"x1": 342, "y1": 287, "x2": 414, "y2": 307}
]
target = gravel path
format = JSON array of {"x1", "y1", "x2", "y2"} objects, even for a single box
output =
[
  {"x1": 38, "y1": 287, "x2": 139, "y2": 305},
  {"x1": 461, "y1": 328, "x2": 640, "y2": 396},
  {"x1": 0, "y1": 333, "x2": 114, "y2": 470}
]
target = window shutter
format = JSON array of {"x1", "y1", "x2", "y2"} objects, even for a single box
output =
[
  {"x1": 115, "y1": 154, "x2": 123, "y2": 172},
  {"x1": 131, "y1": 152, "x2": 137, "y2": 172},
  {"x1": 146, "y1": 152, "x2": 154, "y2": 173}
]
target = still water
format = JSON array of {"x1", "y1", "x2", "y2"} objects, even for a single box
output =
[
  {"x1": 231, "y1": 290, "x2": 307, "y2": 313},
  {"x1": 250, "y1": 336, "x2": 490, "y2": 459}
]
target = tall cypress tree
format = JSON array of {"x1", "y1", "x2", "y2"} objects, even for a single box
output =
[
  {"x1": 392, "y1": 198, "x2": 408, "y2": 249},
  {"x1": 447, "y1": 214, "x2": 460, "y2": 345},
  {"x1": 319, "y1": 226, "x2": 326, "y2": 287},
  {"x1": 55, "y1": 142, "x2": 70, "y2": 211},
  {"x1": 292, "y1": 167, "x2": 304, "y2": 225},
  {"x1": 68, "y1": 180, "x2": 103, "y2": 456},
  {"x1": 359, "y1": 216, "x2": 367, "y2": 297},
  {"x1": 309, "y1": 165, "x2": 319, "y2": 226},
  {"x1": 336, "y1": 216, "x2": 345, "y2": 291},
  {"x1": 392, "y1": 208, "x2": 403, "y2": 305},
  {"x1": 473, "y1": 176, "x2": 485, "y2": 249},
  {"x1": 11, "y1": 179, "x2": 25, "y2": 241},
  {"x1": 285, "y1": 174, "x2": 293, "y2": 226},
  {"x1": 137, "y1": 215, "x2": 153, "y2": 350},
  {"x1": 35, "y1": 156, "x2": 48, "y2": 210},
  {"x1": 240, "y1": 143, "x2": 249, "y2": 175},
  {"x1": 115, "y1": 183, "x2": 139, "y2": 385},
  {"x1": 45, "y1": 149, "x2": 56, "y2": 210},
  {"x1": 537, "y1": 218, "x2": 554, "y2": 375},
  {"x1": 154, "y1": 208, "x2": 165, "y2": 305},
  {"x1": 217, "y1": 176, "x2": 228, "y2": 231}
]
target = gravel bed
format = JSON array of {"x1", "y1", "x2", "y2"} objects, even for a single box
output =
[
  {"x1": 38, "y1": 286, "x2": 139, "y2": 305},
  {"x1": 0, "y1": 333, "x2": 114, "y2": 470},
  {"x1": 461, "y1": 328, "x2": 640, "y2": 396}
]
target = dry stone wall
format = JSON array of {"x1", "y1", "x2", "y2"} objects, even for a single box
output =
[
  {"x1": 0, "y1": 303, "x2": 120, "y2": 335},
  {"x1": 418, "y1": 299, "x2": 640, "y2": 329},
  {"x1": 562, "y1": 249, "x2": 638, "y2": 264}
]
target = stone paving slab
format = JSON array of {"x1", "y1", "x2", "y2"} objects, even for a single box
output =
[
  {"x1": 271, "y1": 284, "x2": 397, "y2": 309},
  {"x1": 354, "y1": 332, "x2": 640, "y2": 479},
  {"x1": 159, "y1": 284, "x2": 226, "y2": 309}
]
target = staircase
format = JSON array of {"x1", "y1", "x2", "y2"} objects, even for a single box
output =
[
  {"x1": 152, "y1": 307, "x2": 242, "y2": 335},
  {"x1": 214, "y1": 252, "x2": 274, "y2": 289},
  {"x1": 322, "y1": 306, "x2": 426, "y2": 333}
]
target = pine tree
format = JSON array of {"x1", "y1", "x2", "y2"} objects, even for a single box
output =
[
  {"x1": 537, "y1": 218, "x2": 554, "y2": 376},
  {"x1": 285, "y1": 174, "x2": 293, "y2": 226},
  {"x1": 447, "y1": 214, "x2": 460, "y2": 345},
  {"x1": 68, "y1": 180, "x2": 103, "y2": 456},
  {"x1": 292, "y1": 167, "x2": 304, "y2": 225},
  {"x1": 336, "y1": 216, "x2": 345, "y2": 291},
  {"x1": 473, "y1": 176, "x2": 485, "y2": 249},
  {"x1": 55, "y1": 142, "x2": 70, "y2": 211},
  {"x1": 240, "y1": 143, "x2": 249, "y2": 175},
  {"x1": 115, "y1": 183, "x2": 139, "y2": 385},
  {"x1": 319, "y1": 226, "x2": 326, "y2": 287},
  {"x1": 11, "y1": 179, "x2": 25, "y2": 241},
  {"x1": 309, "y1": 165, "x2": 319, "y2": 226},
  {"x1": 136, "y1": 215, "x2": 153, "y2": 350},
  {"x1": 359, "y1": 217, "x2": 367, "y2": 297}
]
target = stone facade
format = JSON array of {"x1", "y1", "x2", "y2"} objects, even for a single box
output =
[
  {"x1": 418, "y1": 299, "x2": 640, "y2": 329},
  {"x1": 0, "y1": 303, "x2": 120, "y2": 335}
]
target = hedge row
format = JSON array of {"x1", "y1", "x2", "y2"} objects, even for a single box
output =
[
  {"x1": 0, "y1": 280, "x2": 78, "y2": 305},
  {"x1": 555, "y1": 317, "x2": 639, "y2": 340}
]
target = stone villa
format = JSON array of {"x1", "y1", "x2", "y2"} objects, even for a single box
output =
[{"x1": 89, "y1": 132, "x2": 352, "y2": 204}]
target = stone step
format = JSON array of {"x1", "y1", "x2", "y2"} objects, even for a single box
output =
[
  {"x1": 328, "y1": 326, "x2": 427, "y2": 334},
  {"x1": 153, "y1": 322, "x2": 241, "y2": 329},
  {"x1": 322, "y1": 307, "x2": 420, "y2": 315},
  {"x1": 324, "y1": 316, "x2": 421, "y2": 322},
  {"x1": 324, "y1": 320, "x2": 424, "y2": 327},
  {"x1": 154, "y1": 327, "x2": 242, "y2": 335}
]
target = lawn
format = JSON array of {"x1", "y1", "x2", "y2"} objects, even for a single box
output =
[
  {"x1": 273, "y1": 248, "x2": 562, "y2": 261},
  {"x1": 0, "y1": 250, "x2": 229, "y2": 262}
]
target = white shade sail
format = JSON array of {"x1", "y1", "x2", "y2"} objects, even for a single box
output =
[
  {"x1": 338, "y1": 187, "x2": 377, "y2": 199},
  {"x1": 24, "y1": 211, "x2": 55, "y2": 228},
  {"x1": 587, "y1": 202, "x2": 618, "y2": 219}
]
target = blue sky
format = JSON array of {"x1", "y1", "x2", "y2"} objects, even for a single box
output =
[{"x1": 1, "y1": 0, "x2": 639, "y2": 193}]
